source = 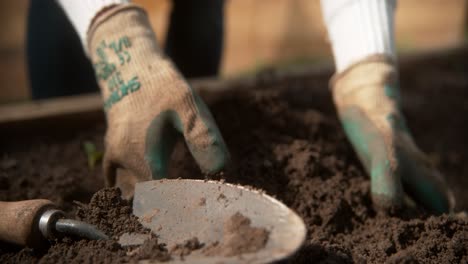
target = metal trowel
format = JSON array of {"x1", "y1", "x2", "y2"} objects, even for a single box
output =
[{"x1": 128, "y1": 179, "x2": 306, "y2": 264}]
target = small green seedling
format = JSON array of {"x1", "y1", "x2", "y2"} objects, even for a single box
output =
[{"x1": 83, "y1": 141, "x2": 103, "y2": 170}]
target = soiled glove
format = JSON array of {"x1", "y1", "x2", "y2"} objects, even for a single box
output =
[
  {"x1": 88, "y1": 4, "x2": 229, "y2": 195},
  {"x1": 331, "y1": 56, "x2": 454, "y2": 214}
]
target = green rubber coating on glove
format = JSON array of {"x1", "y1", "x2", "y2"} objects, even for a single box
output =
[
  {"x1": 340, "y1": 107, "x2": 402, "y2": 205},
  {"x1": 145, "y1": 110, "x2": 180, "y2": 179},
  {"x1": 398, "y1": 149, "x2": 450, "y2": 214},
  {"x1": 145, "y1": 93, "x2": 229, "y2": 179},
  {"x1": 384, "y1": 84, "x2": 401, "y2": 103},
  {"x1": 188, "y1": 91, "x2": 230, "y2": 174},
  {"x1": 341, "y1": 107, "x2": 450, "y2": 214}
]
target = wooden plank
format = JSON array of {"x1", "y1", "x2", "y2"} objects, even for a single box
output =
[{"x1": 0, "y1": 93, "x2": 102, "y2": 124}]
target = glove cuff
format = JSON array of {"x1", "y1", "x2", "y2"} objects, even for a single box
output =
[
  {"x1": 87, "y1": 4, "x2": 150, "y2": 52},
  {"x1": 330, "y1": 55, "x2": 400, "y2": 113}
]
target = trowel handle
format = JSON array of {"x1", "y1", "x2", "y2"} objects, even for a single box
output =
[{"x1": 0, "y1": 199, "x2": 55, "y2": 247}]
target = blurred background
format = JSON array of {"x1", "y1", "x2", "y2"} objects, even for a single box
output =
[{"x1": 0, "y1": 0, "x2": 466, "y2": 103}]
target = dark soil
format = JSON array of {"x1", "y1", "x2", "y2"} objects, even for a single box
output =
[
  {"x1": 75, "y1": 187, "x2": 147, "y2": 239},
  {"x1": 1, "y1": 49, "x2": 468, "y2": 263},
  {"x1": 0, "y1": 188, "x2": 173, "y2": 263}
]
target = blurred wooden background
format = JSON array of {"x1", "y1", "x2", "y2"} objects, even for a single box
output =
[{"x1": 0, "y1": 0, "x2": 466, "y2": 103}]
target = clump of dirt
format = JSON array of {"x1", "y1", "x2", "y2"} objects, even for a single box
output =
[
  {"x1": 132, "y1": 234, "x2": 172, "y2": 262},
  {"x1": 170, "y1": 237, "x2": 204, "y2": 259},
  {"x1": 75, "y1": 187, "x2": 146, "y2": 238},
  {"x1": 66, "y1": 188, "x2": 173, "y2": 263},
  {"x1": 204, "y1": 212, "x2": 270, "y2": 257}
]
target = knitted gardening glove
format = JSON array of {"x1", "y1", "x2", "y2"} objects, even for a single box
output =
[
  {"x1": 331, "y1": 56, "x2": 454, "y2": 214},
  {"x1": 88, "y1": 4, "x2": 229, "y2": 196}
]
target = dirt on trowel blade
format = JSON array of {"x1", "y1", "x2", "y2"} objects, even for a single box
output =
[{"x1": 203, "y1": 212, "x2": 270, "y2": 257}]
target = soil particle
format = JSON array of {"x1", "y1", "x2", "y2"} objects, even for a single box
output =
[
  {"x1": 198, "y1": 197, "x2": 207, "y2": 206},
  {"x1": 132, "y1": 234, "x2": 171, "y2": 262},
  {"x1": 140, "y1": 208, "x2": 161, "y2": 224},
  {"x1": 217, "y1": 193, "x2": 227, "y2": 201},
  {"x1": 170, "y1": 237, "x2": 204, "y2": 259},
  {"x1": 203, "y1": 212, "x2": 270, "y2": 257}
]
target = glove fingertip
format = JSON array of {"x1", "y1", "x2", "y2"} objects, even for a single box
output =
[
  {"x1": 146, "y1": 155, "x2": 169, "y2": 180},
  {"x1": 146, "y1": 111, "x2": 179, "y2": 180},
  {"x1": 371, "y1": 192, "x2": 404, "y2": 214},
  {"x1": 189, "y1": 141, "x2": 230, "y2": 175}
]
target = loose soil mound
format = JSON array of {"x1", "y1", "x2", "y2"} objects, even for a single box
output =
[
  {"x1": 1, "y1": 50, "x2": 468, "y2": 263},
  {"x1": 75, "y1": 187, "x2": 147, "y2": 239},
  {"x1": 0, "y1": 188, "x2": 172, "y2": 264}
]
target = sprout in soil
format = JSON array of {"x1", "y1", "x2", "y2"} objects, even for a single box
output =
[{"x1": 83, "y1": 141, "x2": 103, "y2": 170}]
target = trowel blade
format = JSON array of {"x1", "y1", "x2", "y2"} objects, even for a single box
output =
[{"x1": 133, "y1": 179, "x2": 306, "y2": 264}]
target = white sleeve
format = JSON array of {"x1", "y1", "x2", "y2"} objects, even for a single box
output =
[
  {"x1": 320, "y1": 0, "x2": 397, "y2": 72},
  {"x1": 56, "y1": 0, "x2": 130, "y2": 49}
]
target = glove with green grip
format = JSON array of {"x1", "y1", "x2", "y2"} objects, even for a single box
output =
[
  {"x1": 88, "y1": 4, "x2": 229, "y2": 196},
  {"x1": 331, "y1": 56, "x2": 454, "y2": 214}
]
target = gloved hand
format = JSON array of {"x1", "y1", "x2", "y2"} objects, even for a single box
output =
[
  {"x1": 331, "y1": 56, "x2": 454, "y2": 214},
  {"x1": 88, "y1": 4, "x2": 229, "y2": 196}
]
